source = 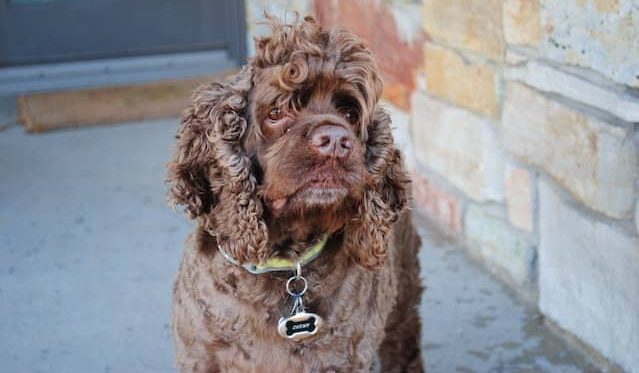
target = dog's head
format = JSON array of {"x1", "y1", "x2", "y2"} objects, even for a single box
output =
[{"x1": 167, "y1": 15, "x2": 408, "y2": 270}]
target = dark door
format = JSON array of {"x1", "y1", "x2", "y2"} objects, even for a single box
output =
[{"x1": 0, "y1": 0, "x2": 246, "y2": 67}]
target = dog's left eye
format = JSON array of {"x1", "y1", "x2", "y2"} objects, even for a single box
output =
[
  {"x1": 268, "y1": 107, "x2": 284, "y2": 121},
  {"x1": 341, "y1": 108, "x2": 359, "y2": 124}
]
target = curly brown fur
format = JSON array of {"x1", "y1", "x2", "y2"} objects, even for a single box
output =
[{"x1": 168, "y1": 15, "x2": 423, "y2": 372}]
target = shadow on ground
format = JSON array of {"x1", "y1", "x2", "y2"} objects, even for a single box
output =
[{"x1": 0, "y1": 120, "x2": 600, "y2": 372}]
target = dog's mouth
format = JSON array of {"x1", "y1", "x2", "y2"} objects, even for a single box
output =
[
  {"x1": 291, "y1": 172, "x2": 349, "y2": 206},
  {"x1": 297, "y1": 177, "x2": 349, "y2": 206},
  {"x1": 304, "y1": 173, "x2": 347, "y2": 189},
  {"x1": 269, "y1": 167, "x2": 357, "y2": 211}
]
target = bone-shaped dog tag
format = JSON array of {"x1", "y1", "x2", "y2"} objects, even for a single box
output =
[{"x1": 277, "y1": 311, "x2": 323, "y2": 340}]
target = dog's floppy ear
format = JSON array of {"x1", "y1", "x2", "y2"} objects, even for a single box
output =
[
  {"x1": 167, "y1": 66, "x2": 269, "y2": 263},
  {"x1": 345, "y1": 108, "x2": 410, "y2": 270}
]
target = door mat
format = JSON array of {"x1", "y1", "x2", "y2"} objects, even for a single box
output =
[{"x1": 18, "y1": 70, "x2": 236, "y2": 133}]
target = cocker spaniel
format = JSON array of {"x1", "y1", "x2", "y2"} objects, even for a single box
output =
[{"x1": 167, "y1": 15, "x2": 423, "y2": 372}]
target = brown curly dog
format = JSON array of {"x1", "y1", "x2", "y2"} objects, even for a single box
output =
[{"x1": 167, "y1": 15, "x2": 423, "y2": 372}]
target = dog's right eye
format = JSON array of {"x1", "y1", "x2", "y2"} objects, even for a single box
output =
[{"x1": 268, "y1": 108, "x2": 284, "y2": 121}]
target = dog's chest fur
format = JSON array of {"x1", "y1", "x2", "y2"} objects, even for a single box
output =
[{"x1": 172, "y1": 230, "x2": 400, "y2": 372}]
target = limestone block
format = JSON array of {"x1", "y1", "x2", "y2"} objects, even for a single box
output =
[
  {"x1": 385, "y1": 101, "x2": 416, "y2": 173},
  {"x1": 540, "y1": 0, "x2": 639, "y2": 88},
  {"x1": 465, "y1": 204, "x2": 537, "y2": 286},
  {"x1": 502, "y1": 82, "x2": 638, "y2": 218},
  {"x1": 505, "y1": 165, "x2": 535, "y2": 232},
  {"x1": 423, "y1": 0, "x2": 505, "y2": 60},
  {"x1": 503, "y1": 0, "x2": 542, "y2": 46},
  {"x1": 412, "y1": 93, "x2": 505, "y2": 202},
  {"x1": 506, "y1": 60, "x2": 639, "y2": 122},
  {"x1": 539, "y1": 179, "x2": 639, "y2": 372},
  {"x1": 413, "y1": 173, "x2": 463, "y2": 234},
  {"x1": 424, "y1": 44, "x2": 500, "y2": 118}
]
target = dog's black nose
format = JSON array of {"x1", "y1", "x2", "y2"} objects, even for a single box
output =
[{"x1": 310, "y1": 125, "x2": 353, "y2": 160}]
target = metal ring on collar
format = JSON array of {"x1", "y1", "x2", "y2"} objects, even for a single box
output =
[{"x1": 286, "y1": 275, "x2": 308, "y2": 296}]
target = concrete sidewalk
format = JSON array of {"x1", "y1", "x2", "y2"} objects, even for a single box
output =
[{"x1": 0, "y1": 120, "x2": 601, "y2": 372}]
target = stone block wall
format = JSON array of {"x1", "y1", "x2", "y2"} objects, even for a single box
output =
[{"x1": 245, "y1": 1, "x2": 639, "y2": 371}]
